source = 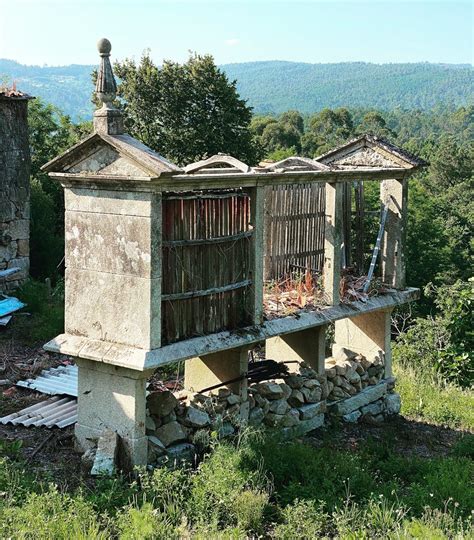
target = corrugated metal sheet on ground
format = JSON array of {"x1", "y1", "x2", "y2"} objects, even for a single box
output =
[
  {"x1": 16, "y1": 364, "x2": 78, "y2": 397},
  {"x1": 0, "y1": 396, "x2": 77, "y2": 428}
]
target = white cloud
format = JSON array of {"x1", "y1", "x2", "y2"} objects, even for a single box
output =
[{"x1": 225, "y1": 38, "x2": 240, "y2": 47}]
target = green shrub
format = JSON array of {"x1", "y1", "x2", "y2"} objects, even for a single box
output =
[
  {"x1": 274, "y1": 499, "x2": 329, "y2": 539},
  {"x1": 116, "y1": 502, "x2": 181, "y2": 540},
  {"x1": 394, "y1": 280, "x2": 473, "y2": 388}
]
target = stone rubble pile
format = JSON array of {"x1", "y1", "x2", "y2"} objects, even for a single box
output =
[
  {"x1": 145, "y1": 349, "x2": 400, "y2": 466},
  {"x1": 325, "y1": 348, "x2": 385, "y2": 401}
]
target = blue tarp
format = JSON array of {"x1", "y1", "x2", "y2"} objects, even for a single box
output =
[{"x1": 0, "y1": 297, "x2": 26, "y2": 317}]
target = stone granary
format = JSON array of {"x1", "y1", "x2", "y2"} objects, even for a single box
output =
[
  {"x1": 43, "y1": 39, "x2": 426, "y2": 467},
  {"x1": 0, "y1": 87, "x2": 33, "y2": 292}
]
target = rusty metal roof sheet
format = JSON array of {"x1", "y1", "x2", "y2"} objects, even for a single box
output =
[
  {"x1": 16, "y1": 364, "x2": 78, "y2": 397},
  {"x1": 0, "y1": 396, "x2": 77, "y2": 428}
]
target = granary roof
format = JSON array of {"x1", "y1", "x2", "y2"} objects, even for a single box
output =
[
  {"x1": 262, "y1": 156, "x2": 330, "y2": 172},
  {"x1": 315, "y1": 134, "x2": 427, "y2": 170},
  {"x1": 41, "y1": 131, "x2": 181, "y2": 177}
]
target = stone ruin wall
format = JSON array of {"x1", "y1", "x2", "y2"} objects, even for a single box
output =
[
  {"x1": 146, "y1": 348, "x2": 401, "y2": 466},
  {"x1": 0, "y1": 97, "x2": 30, "y2": 293}
]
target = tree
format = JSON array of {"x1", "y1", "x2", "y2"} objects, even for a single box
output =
[
  {"x1": 301, "y1": 108, "x2": 354, "y2": 156},
  {"x1": 356, "y1": 111, "x2": 395, "y2": 139},
  {"x1": 27, "y1": 99, "x2": 88, "y2": 279},
  {"x1": 114, "y1": 52, "x2": 261, "y2": 166}
]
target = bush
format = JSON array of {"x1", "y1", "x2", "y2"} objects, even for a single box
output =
[
  {"x1": 394, "y1": 280, "x2": 473, "y2": 387},
  {"x1": 274, "y1": 499, "x2": 328, "y2": 539},
  {"x1": 30, "y1": 179, "x2": 64, "y2": 282}
]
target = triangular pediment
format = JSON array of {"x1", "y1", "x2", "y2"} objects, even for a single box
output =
[
  {"x1": 315, "y1": 135, "x2": 427, "y2": 170},
  {"x1": 264, "y1": 156, "x2": 329, "y2": 172},
  {"x1": 42, "y1": 132, "x2": 181, "y2": 178}
]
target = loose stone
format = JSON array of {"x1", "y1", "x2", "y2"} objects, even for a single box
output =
[{"x1": 155, "y1": 421, "x2": 187, "y2": 447}]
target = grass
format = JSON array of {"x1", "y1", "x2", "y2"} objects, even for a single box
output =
[{"x1": 396, "y1": 363, "x2": 474, "y2": 430}]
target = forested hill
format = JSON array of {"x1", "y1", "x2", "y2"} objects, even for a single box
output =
[
  {"x1": 1, "y1": 58, "x2": 472, "y2": 120},
  {"x1": 224, "y1": 61, "x2": 473, "y2": 114}
]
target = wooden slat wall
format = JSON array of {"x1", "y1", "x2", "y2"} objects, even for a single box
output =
[
  {"x1": 161, "y1": 191, "x2": 252, "y2": 344},
  {"x1": 264, "y1": 183, "x2": 326, "y2": 280}
]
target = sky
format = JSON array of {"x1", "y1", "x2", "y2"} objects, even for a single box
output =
[{"x1": 0, "y1": 0, "x2": 472, "y2": 66}]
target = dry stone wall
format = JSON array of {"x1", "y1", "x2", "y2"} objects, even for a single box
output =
[
  {"x1": 0, "y1": 97, "x2": 30, "y2": 292},
  {"x1": 146, "y1": 348, "x2": 400, "y2": 466}
]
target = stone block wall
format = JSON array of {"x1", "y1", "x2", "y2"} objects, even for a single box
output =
[
  {"x1": 0, "y1": 96, "x2": 31, "y2": 292},
  {"x1": 146, "y1": 349, "x2": 400, "y2": 466}
]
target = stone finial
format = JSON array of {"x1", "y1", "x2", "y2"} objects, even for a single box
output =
[{"x1": 93, "y1": 38, "x2": 123, "y2": 135}]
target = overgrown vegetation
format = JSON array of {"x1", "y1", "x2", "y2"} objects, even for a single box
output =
[
  {"x1": 1, "y1": 412, "x2": 473, "y2": 538},
  {"x1": 394, "y1": 280, "x2": 473, "y2": 388}
]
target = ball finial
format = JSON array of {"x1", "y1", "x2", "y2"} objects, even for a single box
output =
[{"x1": 97, "y1": 38, "x2": 112, "y2": 56}]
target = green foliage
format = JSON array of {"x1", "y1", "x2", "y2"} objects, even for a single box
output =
[
  {"x1": 188, "y1": 442, "x2": 268, "y2": 530},
  {"x1": 28, "y1": 99, "x2": 88, "y2": 281},
  {"x1": 0, "y1": 487, "x2": 108, "y2": 539},
  {"x1": 394, "y1": 280, "x2": 473, "y2": 387},
  {"x1": 114, "y1": 52, "x2": 261, "y2": 166},
  {"x1": 13, "y1": 279, "x2": 64, "y2": 343},
  {"x1": 273, "y1": 499, "x2": 329, "y2": 539}
]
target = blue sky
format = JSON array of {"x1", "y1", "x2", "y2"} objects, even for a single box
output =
[{"x1": 1, "y1": 0, "x2": 472, "y2": 66}]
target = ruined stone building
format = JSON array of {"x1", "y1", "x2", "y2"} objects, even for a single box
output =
[{"x1": 0, "y1": 88, "x2": 32, "y2": 292}]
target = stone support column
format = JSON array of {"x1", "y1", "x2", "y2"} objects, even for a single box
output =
[
  {"x1": 333, "y1": 308, "x2": 393, "y2": 377},
  {"x1": 380, "y1": 178, "x2": 408, "y2": 289},
  {"x1": 75, "y1": 358, "x2": 150, "y2": 467},
  {"x1": 266, "y1": 325, "x2": 327, "y2": 374},
  {"x1": 323, "y1": 181, "x2": 344, "y2": 305},
  {"x1": 184, "y1": 347, "x2": 250, "y2": 421},
  {"x1": 248, "y1": 185, "x2": 265, "y2": 325}
]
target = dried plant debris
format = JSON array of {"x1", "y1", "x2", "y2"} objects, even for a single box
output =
[
  {"x1": 264, "y1": 269, "x2": 390, "y2": 318},
  {"x1": 264, "y1": 271, "x2": 324, "y2": 319}
]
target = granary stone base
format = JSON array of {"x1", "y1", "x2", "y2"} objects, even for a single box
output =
[{"x1": 145, "y1": 348, "x2": 399, "y2": 467}]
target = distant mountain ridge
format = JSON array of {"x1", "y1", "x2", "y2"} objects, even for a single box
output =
[{"x1": 1, "y1": 59, "x2": 472, "y2": 121}]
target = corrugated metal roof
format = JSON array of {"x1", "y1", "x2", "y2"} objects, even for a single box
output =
[
  {"x1": 16, "y1": 365, "x2": 78, "y2": 397},
  {"x1": 0, "y1": 396, "x2": 77, "y2": 428}
]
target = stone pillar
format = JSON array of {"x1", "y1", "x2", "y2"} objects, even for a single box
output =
[
  {"x1": 75, "y1": 358, "x2": 150, "y2": 467},
  {"x1": 0, "y1": 95, "x2": 32, "y2": 292},
  {"x1": 266, "y1": 325, "x2": 327, "y2": 374},
  {"x1": 184, "y1": 347, "x2": 250, "y2": 420},
  {"x1": 333, "y1": 308, "x2": 393, "y2": 377},
  {"x1": 323, "y1": 181, "x2": 343, "y2": 305},
  {"x1": 380, "y1": 179, "x2": 408, "y2": 289},
  {"x1": 248, "y1": 185, "x2": 265, "y2": 324}
]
